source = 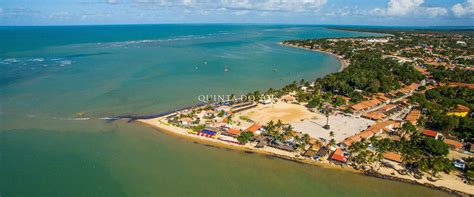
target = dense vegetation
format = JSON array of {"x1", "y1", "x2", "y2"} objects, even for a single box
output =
[
  {"x1": 281, "y1": 39, "x2": 425, "y2": 106},
  {"x1": 410, "y1": 86, "x2": 473, "y2": 140},
  {"x1": 428, "y1": 66, "x2": 474, "y2": 83},
  {"x1": 349, "y1": 123, "x2": 453, "y2": 178}
]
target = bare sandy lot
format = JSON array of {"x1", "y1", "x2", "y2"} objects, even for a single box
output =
[
  {"x1": 236, "y1": 102, "x2": 316, "y2": 124},
  {"x1": 292, "y1": 114, "x2": 374, "y2": 143}
]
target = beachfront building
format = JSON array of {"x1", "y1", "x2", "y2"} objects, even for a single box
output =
[
  {"x1": 282, "y1": 95, "x2": 295, "y2": 103},
  {"x1": 383, "y1": 152, "x2": 402, "y2": 163},
  {"x1": 224, "y1": 128, "x2": 241, "y2": 137},
  {"x1": 246, "y1": 124, "x2": 263, "y2": 135},
  {"x1": 179, "y1": 117, "x2": 194, "y2": 126},
  {"x1": 330, "y1": 148, "x2": 347, "y2": 164},
  {"x1": 341, "y1": 121, "x2": 401, "y2": 147}
]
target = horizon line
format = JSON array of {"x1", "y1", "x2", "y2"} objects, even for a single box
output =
[{"x1": 1, "y1": 22, "x2": 473, "y2": 29}]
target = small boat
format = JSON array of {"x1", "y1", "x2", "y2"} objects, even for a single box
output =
[
  {"x1": 224, "y1": 65, "x2": 228, "y2": 72},
  {"x1": 204, "y1": 61, "x2": 207, "y2": 65},
  {"x1": 273, "y1": 69, "x2": 278, "y2": 72},
  {"x1": 76, "y1": 112, "x2": 85, "y2": 117}
]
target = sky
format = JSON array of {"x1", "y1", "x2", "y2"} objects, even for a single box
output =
[{"x1": 0, "y1": 0, "x2": 473, "y2": 26}]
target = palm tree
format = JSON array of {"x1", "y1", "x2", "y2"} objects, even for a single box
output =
[
  {"x1": 329, "y1": 139, "x2": 336, "y2": 147},
  {"x1": 302, "y1": 134, "x2": 310, "y2": 145},
  {"x1": 329, "y1": 131, "x2": 335, "y2": 138},
  {"x1": 266, "y1": 120, "x2": 275, "y2": 131},
  {"x1": 276, "y1": 119, "x2": 283, "y2": 128},
  {"x1": 322, "y1": 103, "x2": 334, "y2": 129}
]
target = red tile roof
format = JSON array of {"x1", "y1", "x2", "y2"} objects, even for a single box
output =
[
  {"x1": 227, "y1": 128, "x2": 241, "y2": 135},
  {"x1": 246, "y1": 124, "x2": 262, "y2": 133},
  {"x1": 383, "y1": 152, "x2": 402, "y2": 163},
  {"x1": 422, "y1": 129, "x2": 438, "y2": 138},
  {"x1": 443, "y1": 139, "x2": 463, "y2": 150},
  {"x1": 331, "y1": 149, "x2": 347, "y2": 163},
  {"x1": 405, "y1": 109, "x2": 421, "y2": 125},
  {"x1": 448, "y1": 82, "x2": 474, "y2": 89}
]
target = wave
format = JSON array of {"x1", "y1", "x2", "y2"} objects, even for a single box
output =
[
  {"x1": 94, "y1": 32, "x2": 233, "y2": 49},
  {"x1": 0, "y1": 57, "x2": 73, "y2": 67}
]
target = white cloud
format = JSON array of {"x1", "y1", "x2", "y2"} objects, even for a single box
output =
[
  {"x1": 425, "y1": 7, "x2": 447, "y2": 17},
  {"x1": 233, "y1": 10, "x2": 249, "y2": 15},
  {"x1": 130, "y1": 0, "x2": 327, "y2": 13},
  {"x1": 386, "y1": 0, "x2": 423, "y2": 16},
  {"x1": 452, "y1": 0, "x2": 474, "y2": 17},
  {"x1": 371, "y1": 0, "x2": 447, "y2": 17}
]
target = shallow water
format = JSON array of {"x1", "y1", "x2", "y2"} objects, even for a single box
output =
[{"x1": 0, "y1": 25, "x2": 451, "y2": 196}]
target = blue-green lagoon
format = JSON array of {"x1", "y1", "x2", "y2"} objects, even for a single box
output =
[{"x1": 0, "y1": 25, "x2": 451, "y2": 196}]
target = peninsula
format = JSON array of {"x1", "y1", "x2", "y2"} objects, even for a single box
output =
[{"x1": 133, "y1": 29, "x2": 474, "y2": 195}]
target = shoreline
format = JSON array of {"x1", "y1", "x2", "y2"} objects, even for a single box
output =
[
  {"x1": 326, "y1": 27, "x2": 396, "y2": 37},
  {"x1": 136, "y1": 118, "x2": 353, "y2": 172},
  {"x1": 126, "y1": 41, "x2": 473, "y2": 196},
  {"x1": 135, "y1": 118, "x2": 472, "y2": 196},
  {"x1": 279, "y1": 42, "x2": 349, "y2": 72}
]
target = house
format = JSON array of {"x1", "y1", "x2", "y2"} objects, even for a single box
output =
[
  {"x1": 447, "y1": 104, "x2": 470, "y2": 117},
  {"x1": 405, "y1": 109, "x2": 421, "y2": 125},
  {"x1": 380, "y1": 104, "x2": 398, "y2": 112},
  {"x1": 260, "y1": 99, "x2": 272, "y2": 105},
  {"x1": 341, "y1": 121, "x2": 401, "y2": 147},
  {"x1": 422, "y1": 129, "x2": 441, "y2": 139},
  {"x1": 456, "y1": 41, "x2": 467, "y2": 46},
  {"x1": 180, "y1": 117, "x2": 193, "y2": 125},
  {"x1": 367, "y1": 38, "x2": 389, "y2": 43},
  {"x1": 362, "y1": 111, "x2": 386, "y2": 120},
  {"x1": 282, "y1": 95, "x2": 295, "y2": 102},
  {"x1": 443, "y1": 138, "x2": 463, "y2": 151},
  {"x1": 447, "y1": 82, "x2": 474, "y2": 89},
  {"x1": 226, "y1": 128, "x2": 241, "y2": 136},
  {"x1": 246, "y1": 124, "x2": 263, "y2": 135},
  {"x1": 399, "y1": 83, "x2": 418, "y2": 94},
  {"x1": 376, "y1": 93, "x2": 391, "y2": 103},
  {"x1": 350, "y1": 98, "x2": 382, "y2": 112},
  {"x1": 316, "y1": 146, "x2": 330, "y2": 158},
  {"x1": 302, "y1": 149, "x2": 317, "y2": 158},
  {"x1": 330, "y1": 148, "x2": 347, "y2": 163},
  {"x1": 383, "y1": 152, "x2": 402, "y2": 163}
]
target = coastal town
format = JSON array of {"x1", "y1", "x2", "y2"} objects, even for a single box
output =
[{"x1": 138, "y1": 30, "x2": 473, "y2": 195}]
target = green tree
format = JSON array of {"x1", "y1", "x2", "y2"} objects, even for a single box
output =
[{"x1": 237, "y1": 132, "x2": 254, "y2": 144}]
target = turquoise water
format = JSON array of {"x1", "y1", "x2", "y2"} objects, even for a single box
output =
[{"x1": 0, "y1": 25, "x2": 450, "y2": 196}]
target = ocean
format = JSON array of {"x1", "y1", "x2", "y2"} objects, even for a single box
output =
[{"x1": 0, "y1": 24, "x2": 451, "y2": 196}]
